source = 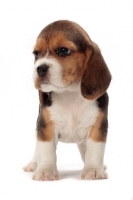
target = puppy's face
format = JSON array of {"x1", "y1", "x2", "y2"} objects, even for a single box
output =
[
  {"x1": 33, "y1": 20, "x2": 91, "y2": 93},
  {"x1": 33, "y1": 20, "x2": 111, "y2": 99}
]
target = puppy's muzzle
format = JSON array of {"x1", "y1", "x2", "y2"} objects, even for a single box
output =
[{"x1": 37, "y1": 65, "x2": 49, "y2": 77}]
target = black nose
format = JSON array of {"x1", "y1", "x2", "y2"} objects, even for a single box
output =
[{"x1": 37, "y1": 65, "x2": 49, "y2": 77}]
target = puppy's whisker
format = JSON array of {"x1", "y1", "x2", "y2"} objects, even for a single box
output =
[{"x1": 24, "y1": 73, "x2": 34, "y2": 90}]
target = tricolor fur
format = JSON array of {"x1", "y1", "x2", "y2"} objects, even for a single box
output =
[{"x1": 23, "y1": 20, "x2": 111, "y2": 180}]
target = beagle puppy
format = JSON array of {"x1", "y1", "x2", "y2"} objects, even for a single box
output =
[{"x1": 23, "y1": 20, "x2": 111, "y2": 180}]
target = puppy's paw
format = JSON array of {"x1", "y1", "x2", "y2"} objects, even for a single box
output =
[
  {"x1": 81, "y1": 167, "x2": 108, "y2": 180},
  {"x1": 32, "y1": 168, "x2": 59, "y2": 181},
  {"x1": 23, "y1": 162, "x2": 37, "y2": 172}
]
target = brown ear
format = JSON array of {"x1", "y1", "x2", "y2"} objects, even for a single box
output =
[{"x1": 81, "y1": 42, "x2": 111, "y2": 100}]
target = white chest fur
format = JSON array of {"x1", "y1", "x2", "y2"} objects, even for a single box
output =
[{"x1": 48, "y1": 89, "x2": 99, "y2": 144}]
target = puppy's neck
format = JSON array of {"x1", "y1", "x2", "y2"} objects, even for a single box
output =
[
  {"x1": 51, "y1": 82, "x2": 89, "y2": 107},
  {"x1": 54, "y1": 80, "x2": 81, "y2": 94}
]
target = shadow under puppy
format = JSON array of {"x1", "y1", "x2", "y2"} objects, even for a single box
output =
[{"x1": 23, "y1": 20, "x2": 111, "y2": 181}]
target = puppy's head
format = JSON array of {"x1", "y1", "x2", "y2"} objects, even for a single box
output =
[{"x1": 33, "y1": 20, "x2": 111, "y2": 99}]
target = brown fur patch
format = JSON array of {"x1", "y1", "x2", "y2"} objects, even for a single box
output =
[
  {"x1": 90, "y1": 111, "x2": 107, "y2": 142},
  {"x1": 33, "y1": 38, "x2": 47, "y2": 57},
  {"x1": 37, "y1": 107, "x2": 54, "y2": 141},
  {"x1": 48, "y1": 33, "x2": 78, "y2": 52},
  {"x1": 60, "y1": 52, "x2": 88, "y2": 85},
  {"x1": 38, "y1": 90, "x2": 44, "y2": 104},
  {"x1": 46, "y1": 32, "x2": 92, "y2": 85},
  {"x1": 34, "y1": 76, "x2": 43, "y2": 90}
]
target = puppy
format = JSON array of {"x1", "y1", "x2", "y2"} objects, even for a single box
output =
[{"x1": 23, "y1": 20, "x2": 111, "y2": 180}]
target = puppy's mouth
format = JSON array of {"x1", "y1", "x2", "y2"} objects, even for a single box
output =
[
  {"x1": 34, "y1": 71, "x2": 75, "y2": 91},
  {"x1": 42, "y1": 80, "x2": 51, "y2": 85},
  {"x1": 42, "y1": 80, "x2": 67, "y2": 88}
]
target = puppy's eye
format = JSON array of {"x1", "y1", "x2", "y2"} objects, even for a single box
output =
[
  {"x1": 56, "y1": 47, "x2": 71, "y2": 57},
  {"x1": 33, "y1": 51, "x2": 40, "y2": 59}
]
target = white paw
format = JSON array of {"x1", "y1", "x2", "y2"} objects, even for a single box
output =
[
  {"x1": 81, "y1": 167, "x2": 108, "y2": 180},
  {"x1": 32, "y1": 168, "x2": 59, "y2": 181},
  {"x1": 23, "y1": 162, "x2": 37, "y2": 172}
]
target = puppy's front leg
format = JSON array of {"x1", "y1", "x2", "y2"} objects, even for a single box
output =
[
  {"x1": 32, "y1": 105, "x2": 59, "y2": 181},
  {"x1": 81, "y1": 112, "x2": 108, "y2": 180},
  {"x1": 81, "y1": 139, "x2": 107, "y2": 180},
  {"x1": 32, "y1": 140, "x2": 59, "y2": 181}
]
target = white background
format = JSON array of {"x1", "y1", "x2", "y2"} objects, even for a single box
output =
[{"x1": 0, "y1": 0, "x2": 133, "y2": 199}]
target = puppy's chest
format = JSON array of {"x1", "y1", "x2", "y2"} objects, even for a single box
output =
[{"x1": 48, "y1": 92, "x2": 99, "y2": 143}]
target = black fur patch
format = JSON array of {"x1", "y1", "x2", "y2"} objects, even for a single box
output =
[
  {"x1": 36, "y1": 106, "x2": 46, "y2": 133},
  {"x1": 97, "y1": 92, "x2": 109, "y2": 142},
  {"x1": 41, "y1": 92, "x2": 52, "y2": 107},
  {"x1": 99, "y1": 116, "x2": 108, "y2": 141},
  {"x1": 39, "y1": 90, "x2": 52, "y2": 107},
  {"x1": 96, "y1": 92, "x2": 109, "y2": 112}
]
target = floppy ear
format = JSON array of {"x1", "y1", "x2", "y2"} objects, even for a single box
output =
[{"x1": 81, "y1": 42, "x2": 111, "y2": 100}]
